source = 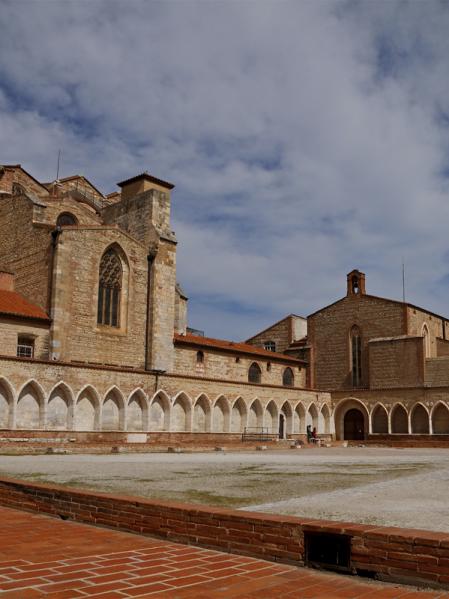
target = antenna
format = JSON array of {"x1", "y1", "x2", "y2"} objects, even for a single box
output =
[
  {"x1": 402, "y1": 258, "x2": 406, "y2": 303},
  {"x1": 56, "y1": 149, "x2": 62, "y2": 181}
]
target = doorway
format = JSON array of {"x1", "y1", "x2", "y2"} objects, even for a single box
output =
[
  {"x1": 343, "y1": 408, "x2": 365, "y2": 440},
  {"x1": 279, "y1": 413, "x2": 285, "y2": 439}
]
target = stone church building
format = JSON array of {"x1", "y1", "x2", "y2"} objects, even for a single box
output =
[{"x1": 0, "y1": 164, "x2": 448, "y2": 443}]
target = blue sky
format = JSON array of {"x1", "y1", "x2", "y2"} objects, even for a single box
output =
[{"x1": 2, "y1": 0, "x2": 449, "y2": 340}]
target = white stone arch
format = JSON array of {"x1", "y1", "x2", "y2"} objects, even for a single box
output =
[
  {"x1": 306, "y1": 403, "x2": 319, "y2": 430},
  {"x1": 149, "y1": 389, "x2": 171, "y2": 431},
  {"x1": 74, "y1": 385, "x2": 101, "y2": 431},
  {"x1": 248, "y1": 398, "x2": 263, "y2": 429},
  {"x1": 319, "y1": 404, "x2": 331, "y2": 434},
  {"x1": 371, "y1": 403, "x2": 389, "y2": 434},
  {"x1": 293, "y1": 401, "x2": 306, "y2": 434},
  {"x1": 333, "y1": 397, "x2": 369, "y2": 441},
  {"x1": 127, "y1": 388, "x2": 149, "y2": 432},
  {"x1": 0, "y1": 377, "x2": 15, "y2": 429},
  {"x1": 16, "y1": 379, "x2": 46, "y2": 429},
  {"x1": 172, "y1": 392, "x2": 192, "y2": 432},
  {"x1": 264, "y1": 400, "x2": 279, "y2": 434},
  {"x1": 193, "y1": 394, "x2": 211, "y2": 432},
  {"x1": 280, "y1": 401, "x2": 293, "y2": 437},
  {"x1": 230, "y1": 397, "x2": 247, "y2": 433},
  {"x1": 212, "y1": 395, "x2": 231, "y2": 432},
  {"x1": 410, "y1": 402, "x2": 430, "y2": 434},
  {"x1": 431, "y1": 402, "x2": 449, "y2": 434},
  {"x1": 390, "y1": 402, "x2": 409, "y2": 434},
  {"x1": 102, "y1": 386, "x2": 126, "y2": 431},
  {"x1": 47, "y1": 381, "x2": 74, "y2": 430}
]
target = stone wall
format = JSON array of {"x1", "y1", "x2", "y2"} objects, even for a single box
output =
[
  {"x1": 369, "y1": 336, "x2": 424, "y2": 389},
  {"x1": 0, "y1": 318, "x2": 49, "y2": 360},
  {"x1": 246, "y1": 316, "x2": 293, "y2": 353},
  {"x1": 406, "y1": 305, "x2": 443, "y2": 358}
]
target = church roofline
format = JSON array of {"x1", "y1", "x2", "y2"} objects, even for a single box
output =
[{"x1": 245, "y1": 313, "x2": 305, "y2": 343}]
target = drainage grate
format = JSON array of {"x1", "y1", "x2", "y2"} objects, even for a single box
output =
[{"x1": 304, "y1": 531, "x2": 351, "y2": 573}]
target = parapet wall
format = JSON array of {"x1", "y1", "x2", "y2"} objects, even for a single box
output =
[{"x1": 1, "y1": 477, "x2": 449, "y2": 589}]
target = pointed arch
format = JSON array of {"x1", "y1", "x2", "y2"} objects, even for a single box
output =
[
  {"x1": 410, "y1": 403, "x2": 429, "y2": 434},
  {"x1": 306, "y1": 403, "x2": 319, "y2": 430},
  {"x1": 74, "y1": 385, "x2": 100, "y2": 431},
  {"x1": 431, "y1": 402, "x2": 449, "y2": 434},
  {"x1": 172, "y1": 392, "x2": 192, "y2": 432},
  {"x1": 391, "y1": 403, "x2": 409, "y2": 434},
  {"x1": 212, "y1": 396, "x2": 230, "y2": 432},
  {"x1": 231, "y1": 397, "x2": 247, "y2": 433},
  {"x1": 47, "y1": 382, "x2": 74, "y2": 430},
  {"x1": 127, "y1": 388, "x2": 149, "y2": 432},
  {"x1": 333, "y1": 397, "x2": 369, "y2": 441},
  {"x1": 293, "y1": 402, "x2": 306, "y2": 434},
  {"x1": 97, "y1": 243, "x2": 129, "y2": 328},
  {"x1": 0, "y1": 377, "x2": 14, "y2": 429},
  {"x1": 319, "y1": 404, "x2": 331, "y2": 434},
  {"x1": 149, "y1": 390, "x2": 170, "y2": 431},
  {"x1": 193, "y1": 394, "x2": 211, "y2": 432},
  {"x1": 102, "y1": 386, "x2": 126, "y2": 431},
  {"x1": 280, "y1": 401, "x2": 293, "y2": 437},
  {"x1": 16, "y1": 380, "x2": 45, "y2": 429},
  {"x1": 422, "y1": 323, "x2": 430, "y2": 358},
  {"x1": 264, "y1": 400, "x2": 279, "y2": 434},
  {"x1": 282, "y1": 368, "x2": 294, "y2": 387},
  {"x1": 248, "y1": 398, "x2": 263, "y2": 429},
  {"x1": 371, "y1": 403, "x2": 388, "y2": 434}
]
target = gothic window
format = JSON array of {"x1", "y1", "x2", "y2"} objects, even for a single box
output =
[
  {"x1": 56, "y1": 212, "x2": 78, "y2": 227},
  {"x1": 264, "y1": 340, "x2": 276, "y2": 352},
  {"x1": 422, "y1": 324, "x2": 430, "y2": 357},
  {"x1": 351, "y1": 325, "x2": 362, "y2": 387},
  {"x1": 248, "y1": 362, "x2": 262, "y2": 384},
  {"x1": 97, "y1": 248, "x2": 122, "y2": 327},
  {"x1": 283, "y1": 367, "x2": 294, "y2": 387}
]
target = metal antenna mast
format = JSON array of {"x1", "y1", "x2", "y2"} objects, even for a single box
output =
[
  {"x1": 56, "y1": 149, "x2": 61, "y2": 181},
  {"x1": 402, "y1": 258, "x2": 406, "y2": 303}
]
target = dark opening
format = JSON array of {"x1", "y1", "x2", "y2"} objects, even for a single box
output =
[
  {"x1": 305, "y1": 531, "x2": 351, "y2": 573},
  {"x1": 279, "y1": 414, "x2": 285, "y2": 439},
  {"x1": 344, "y1": 408, "x2": 365, "y2": 440}
]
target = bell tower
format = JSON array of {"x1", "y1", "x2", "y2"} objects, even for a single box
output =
[{"x1": 347, "y1": 269, "x2": 366, "y2": 296}]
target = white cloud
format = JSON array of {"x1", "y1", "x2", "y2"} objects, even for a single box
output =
[{"x1": 1, "y1": 0, "x2": 449, "y2": 339}]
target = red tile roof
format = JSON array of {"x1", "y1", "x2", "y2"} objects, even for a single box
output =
[
  {"x1": 174, "y1": 333, "x2": 305, "y2": 363},
  {"x1": 0, "y1": 290, "x2": 50, "y2": 322}
]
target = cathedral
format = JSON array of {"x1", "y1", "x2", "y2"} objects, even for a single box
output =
[{"x1": 0, "y1": 164, "x2": 448, "y2": 445}]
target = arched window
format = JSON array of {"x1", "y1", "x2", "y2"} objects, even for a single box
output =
[
  {"x1": 264, "y1": 340, "x2": 276, "y2": 352},
  {"x1": 56, "y1": 212, "x2": 78, "y2": 227},
  {"x1": 283, "y1": 367, "x2": 294, "y2": 387},
  {"x1": 97, "y1": 248, "x2": 122, "y2": 327},
  {"x1": 351, "y1": 325, "x2": 362, "y2": 387},
  {"x1": 248, "y1": 362, "x2": 262, "y2": 384},
  {"x1": 422, "y1": 324, "x2": 430, "y2": 358},
  {"x1": 196, "y1": 350, "x2": 204, "y2": 364}
]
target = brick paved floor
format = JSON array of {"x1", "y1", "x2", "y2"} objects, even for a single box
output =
[{"x1": 0, "y1": 506, "x2": 448, "y2": 598}]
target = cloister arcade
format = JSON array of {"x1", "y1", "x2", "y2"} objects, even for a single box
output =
[
  {"x1": 0, "y1": 377, "x2": 332, "y2": 436},
  {"x1": 335, "y1": 397, "x2": 449, "y2": 439}
]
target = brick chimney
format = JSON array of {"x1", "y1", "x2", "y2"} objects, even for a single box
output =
[
  {"x1": 0, "y1": 270, "x2": 15, "y2": 291},
  {"x1": 347, "y1": 269, "x2": 366, "y2": 297}
]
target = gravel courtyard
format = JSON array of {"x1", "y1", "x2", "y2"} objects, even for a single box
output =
[{"x1": 0, "y1": 447, "x2": 448, "y2": 532}]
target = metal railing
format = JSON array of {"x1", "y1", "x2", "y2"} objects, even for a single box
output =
[{"x1": 241, "y1": 427, "x2": 279, "y2": 442}]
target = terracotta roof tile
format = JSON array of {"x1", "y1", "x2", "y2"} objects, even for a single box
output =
[
  {"x1": 0, "y1": 290, "x2": 50, "y2": 321},
  {"x1": 174, "y1": 333, "x2": 305, "y2": 363}
]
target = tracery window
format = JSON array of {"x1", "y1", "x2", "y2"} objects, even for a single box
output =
[
  {"x1": 97, "y1": 248, "x2": 122, "y2": 327},
  {"x1": 248, "y1": 362, "x2": 262, "y2": 384},
  {"x1": 283, "y1": 367, "x2": 294, "y2": 387},
  {"x1": 351, "y1": 325, "x2": 362, "y2": 387}
]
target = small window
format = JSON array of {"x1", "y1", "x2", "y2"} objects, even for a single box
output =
[
  {"x1": 235, "y1": 357, "x2": 240, "y2": 363},
  {"x1": 56, "y1": 212, "x2": 78, "y2": 227},
  {"x1": 17, "y1": 337, "x2": 34, "y2": 358},
  {"x1": 267, "y1": 362, "x2": 271, "y2": 371},
  {"x1": 196, "y1": 350, "x2": 204, "y2": 364},
  {"x1": 248, "y1": 362, "x2": 262, "y2": 384},
  {"x1": 264, "y1": 340, "x2": 276, "y2": 352},
  {"x1": 283, "y1": 367, "x2": 294, "y2": 387}
]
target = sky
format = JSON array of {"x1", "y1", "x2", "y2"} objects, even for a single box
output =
[{"x1": 2, "y1": 0, "x2": 449, "y2": 340}]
